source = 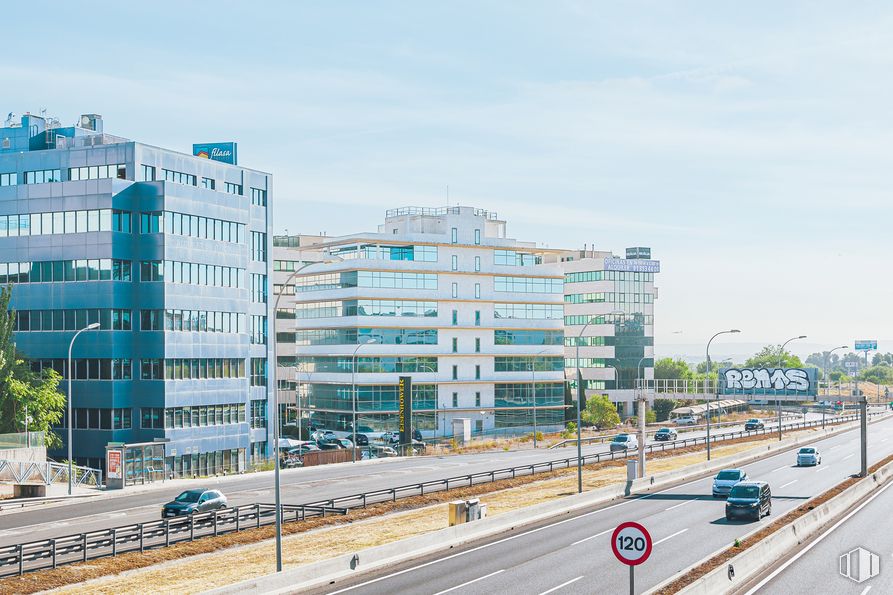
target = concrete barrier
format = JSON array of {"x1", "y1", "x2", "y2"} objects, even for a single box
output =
[
  {"x1": 203, "y1": 414, "x2": 888, "y2": 595},
  {"x1": 649, "y1": 459, "x2": 893, "y2": 595}
]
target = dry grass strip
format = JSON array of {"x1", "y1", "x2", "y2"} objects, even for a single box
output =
[{"x1": 0, "y1": 427, "x2": 825, "y2": 595}]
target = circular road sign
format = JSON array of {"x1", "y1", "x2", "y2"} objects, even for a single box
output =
[{"x1": 611, "y1": 521, "x2": 653, "y2": 566}]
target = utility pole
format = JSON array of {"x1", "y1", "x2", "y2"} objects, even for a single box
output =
[{"x1": 860, "y1": 395, "x2": 868, "y2": 477}]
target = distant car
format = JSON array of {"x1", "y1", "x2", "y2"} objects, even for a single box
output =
[
  {"x1": 381, "y1": 431, "x2": 401, "y2": 445},
  {"x1": 654, "y1": 428, "x2": 677, "y2": 441},
  {"x1": 674, "y1": 416, "x2": 698, "y2": 426},
  {"x1": 744, "y1": 418, "x2": 765, "y2": 431},
  {"x1": 316, "y1": 440, "x2": 343, "y2": 450},
  {"x1": 796, "y1": 447, "x2": 821, "y2": 466},
  {"x1": 712, "y1": 468, "x2": 748, "y2": 498},
  {"x1": 371, "y1": 445, "x2": 399, "y2": 457},
  {"x1": 412, "y1": 428, "x2": 423, "y2": 442},
  {"x1": 725, "y1": 481, "x2": 771, "y2": 521},
  {"x1": 609, "y1": 433, "x2": 639, "y2": 452},
  {"x1": 353, "y1": 433, "x2": 369, "y2": 446},
  {"x1": 337, "y1": 438, "x2": 354, "y2": 449},
  {"x1": 162, "y1": 489, "x2": 227, "y2": 517},
  {"x1": 287, "y1": 444, "x2": 320, "y2": 456},
  {"x1": 312, "y1": 430, "x2": 338, "y2": 444}
]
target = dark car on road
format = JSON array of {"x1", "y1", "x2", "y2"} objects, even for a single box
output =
[
  {"x1": 162, "y1": 488, "x2": 227, "y2": 518},
  {"x1": 725, "y1": 481, "x2": 771, "y2": 521},
  {"x1": 353, "y1": 433, "x2": 369, "y2": 446},
  {"x1": 744, "y1": 418, "x2": 765, "y2": 431},
  {"x1": 654, "y1": 428, "x2": 677, "y2": 441}
]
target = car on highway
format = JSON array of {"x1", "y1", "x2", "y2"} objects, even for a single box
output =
[
  {"x1": 712, "y1": 468, "x2": 748, "y2": 498},
  {"x1": 287, "y1": 443, "x2": 320, "y2": 456},
  {"x1": 725, "y1": 481, "x2": 771, "y2": 521},
  {"x1": 674, "y1": 415, "x2": 698, "y2": 426},
  {"x1": 609, "y1": 433, "x2": 639, "y2": 452},
  {"x1": 744, "y1": 418, "x2": 765, "y2": 431},
  {"x1": 162, "y1": 488, "x2": 227, "y2": 517},
  {"x1": 796, "y1": 447, "x2": 821, "y2": 466},
  {"x1": 654, "y1": 427, "x2": 677, "y2": 441}
]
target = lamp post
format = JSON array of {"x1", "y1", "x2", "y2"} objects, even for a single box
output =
[
  {"x1": 705, "y1": 329, "x2": 740, "y2": 461},
  {"x1": 67, "y1": 322, "x2": 100, "y2": 495},
  {"x1": 530, "y1": 348, "x2": 549, "y2": 448},
  {"x1": 351, "y1": 338, "x2": 377, "y2": 462},
  {"x1": 635, "y1": 356, "x2": 651, "y2": 478},
  {"x1": 294, "y1": 362, "x2": 312, "y2": 441},
  {"x1": 823, "y1": 345, "x2": 848, "y2": 429},
  {"x1": 270, "y1": 258, "x2": 332, "y2": 573},
  {"x1": 777, "y1": 335, "x2": 807, "y2": 440}
]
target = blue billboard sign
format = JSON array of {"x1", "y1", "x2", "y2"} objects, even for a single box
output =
[
  {"x1": 192, "y1": 142, "x2": 237, "y2": 165},
  {"x1": 719, "y1": 367, "x2": 818, "y2": 398},
  {"x1": 855, "y1": 340, "x2": 877, "y2": 351}
]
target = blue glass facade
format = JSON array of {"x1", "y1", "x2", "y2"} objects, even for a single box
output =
[{"x1": 0, "y1": 113, "x2": 273, "y2": 475}]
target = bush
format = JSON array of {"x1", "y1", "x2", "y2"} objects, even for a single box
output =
[
  {"x1": 560, "y1": 422, "x2": 577, "y2": 438},
  {"x1": 653, "y1": 398, "x2": 678, "y2": 422}
]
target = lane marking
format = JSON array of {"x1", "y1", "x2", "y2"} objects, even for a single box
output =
[
  {"x1": 816, "y1": 466, "x2": 829, "y2": 472},
  {"x1": 771, "y1": 466, "x2": 789, "y2": 473},
  {"x1": 860, "y1": 586, "x2": 872, "y2": 595},
  {"x1": 779, "y1": 480, "x2": 798, "y2": 489},
  {"x1": 572, "y1": 528, "x2": 612, "y2": 545},
  {"x1": 843, "y1": 454, "x2": 855, "y2": 461},
  {"x1": 538, "y1": 576, "x2": 583, "y2": 595},
  {"x1": 665, "y1": 498, "x2": 699, "y2": 511},
  {"x1": 654, "y1": 528, "x2": 688, "y2": 546},
  {"x1": 743, "y1": 470, "x2": 893, "y2": 593},
  {"x1": 432, "y1": 569, "x2": 504, "y2": 595}
]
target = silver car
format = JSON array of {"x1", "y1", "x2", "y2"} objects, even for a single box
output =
[
  {"x1": 712, "y1": 469, "x2": 748, "y2": 498},
  {"x1": 796, "y1": 447, "x2": 821, "y2": 466}
]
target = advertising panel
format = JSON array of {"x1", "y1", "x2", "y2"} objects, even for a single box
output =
[
  {"x1": 855, "y1": 340, "x2": 877, "y2": 351},
  {"x1": 192, "y1": 142, "x2": 238, "y2": 165},
  {"x1": 604, "y1": 257, "x2": 660, "y2": 273},
  {"x1": 399, "y1": 375, "x2": 412, "y2": 445},
  {"x1": 107, "y1": 450, "x2": 122, "y2": 480},
  {"x1": 719, "y1": 367, "x2": 818, "y2": 398}
]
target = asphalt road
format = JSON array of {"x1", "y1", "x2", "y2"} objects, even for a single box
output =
[
  {"x1": 307, "y1": 414, "x2": 893, "y2": 595},
  {"x1": 0, "y1": 412, "x2": 828, "y2": 550},
  {"x1": 746, "y1": 462, "x2": 893, "y2": 594}
]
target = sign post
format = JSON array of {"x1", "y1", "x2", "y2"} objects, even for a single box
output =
[
  {"x1": 398, "y1": 376, "x2": 412, "y2": 448},
  {"x1": 611, "y1": 521, "x2": 653, "y2": 595}
]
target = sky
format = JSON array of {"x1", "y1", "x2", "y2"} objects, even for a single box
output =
[{"x1": 4, "y1": 1, "x2": 892, "y2": 361}]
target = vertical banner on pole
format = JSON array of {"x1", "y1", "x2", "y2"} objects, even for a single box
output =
[{"x1": 399, "y1": 376, "x2": 412, "y2": 445}]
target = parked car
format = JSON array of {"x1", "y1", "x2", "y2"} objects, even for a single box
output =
[
  {"x1": 654, "y1": 428, "x2": 677, "y2": 441},
  {"x1": 412, "y1": 428, "x2": 423, "y2": 442},
  {"x1": 674, "y1": 415, "x2": 698, "y2": 426},
  {"x1": 311, "y1": 430, "x2": 339, "y2": 444},
  {"x1": 725, "y1": 481, "x2": 771, "y2": 521},
  {"x1": 744, "y1": 418, "x2": 765, "y2": 431},
  {"x1": 287, "y1": 444, "x2": 320, "y2": 457},
  {"x1": 381, "y1": 431, "x2": 401, "y2": 445},
  {"x1": 609, "y1": 433, "x2": 639, "y2": 452},
  {"x1": 370, "y1": 445, "x2": 399, "y2": 457},
  {"x1": 162, "y1": 488, "x2": 227, "y2": 517},
  {"x1": 796, "y1": 447, "x2": 821, "y2": 466},
  {"x1": 337, "y1": 438, "x2": 354, "y2": 449},
  {"x1": 712, "y1": 468, "x2": 748, "y2": 498},
  {"x1": 316, "y1": 440, "x2": 343, "y2": 450},
  {"x1": 353, "y1": 433, "x2": 369, "y2": 446}
]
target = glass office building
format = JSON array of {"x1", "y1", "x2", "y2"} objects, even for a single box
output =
[{"x1": 1, "y1": 112, "x2": 272, "y2": 475}]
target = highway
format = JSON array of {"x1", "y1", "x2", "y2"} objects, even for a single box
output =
[
  {"x1": 0, "y1": 415, "x2": 813, "y2": 550},
  {"x1": 747, "y1": 461, "x2": 893, "y2": 594},
  {"x1": 307, "y1": 414, "x2": 893, "y2": 595}
]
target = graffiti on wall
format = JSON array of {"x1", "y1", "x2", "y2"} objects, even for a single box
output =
[{"x1": 720, "y1": 367, "x2": 817, "y2": 397}]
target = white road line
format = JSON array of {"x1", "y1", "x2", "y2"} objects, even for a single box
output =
[
  {"x1": 860, "y1": 586, "x2": 872, "y2": 595},
  {"x1": 882, "y1": 439, "x2": 889, "y2": 443},
  {"x1": 743, "y1": 470, "x2": 893, "y2": 594},
  {"x1": 829, "y1": 444, "x2": 844, "y2": 450},
  {"x1": 665, "y1": 498, "x2": 699, "y2": 511},
  {"x1": 572, "y1": 528, "x2": 612, "y2": 545},
  {"x1": 779, "y1": 480, "x2": 798, "y2": 489},
  {"x1": 843, "y1": 454, "x2": 855, "y2": 461},
  {"x1": 432, "y1": 569, "x2": 505, "y2": 595},
  {"x1": 538, "y1": 576, "x2": 583, "y2": 594},
  {"x1": 772, "y1": 465, "x2": 789, "y2": 473},
  {"x1": 816, "y1": 466, "x2": 829, "y2": 472},
  {"x1": 654, "y1": 528, "x2": 688, "y2": 546}
]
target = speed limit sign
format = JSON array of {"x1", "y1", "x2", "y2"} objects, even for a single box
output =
[
  {"x1": 612, "y1": 522, "x2": 652, "y2": 594},
  {"x1": 611, "y1": 521, "x2": 653, "y2": 565}
]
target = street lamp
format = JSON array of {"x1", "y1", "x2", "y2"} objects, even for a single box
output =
[
  {"x1": 294, "y1": 362, "x2": 312, "y2": 441},
  {"x1": 823, "y1": 345, "x2": 848, "y2": 429},
  {"x1": 777, "y1": 335, "x2": 807, "y2": 440},
  {"x1": 530, "y1": 348, "x2": 549, "y2": 448},
  {"x1": 635, "y1": 355, "x2": 652, "y2": 478},
  {"x1": 351, "y1": 338, "x2": 377, "y2": 462},
  {"x1": 67, "y1": 322, "x2": 100, "y2": 495},
  {"x1": 270, "y1": 258, "x2": 333, "y2": 573},
  {"x1": 705, "y1": 329, "x2": 740, "y2": 461}
]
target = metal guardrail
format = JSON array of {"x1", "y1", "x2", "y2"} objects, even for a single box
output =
[
  {"x1": 0, "y1": 502, "x2": 346, "y2": 578},
  {"x1": 295, "y1": 412, "x2": 880, "y2": 513},
  {"x1": 0, "y1": 460, "x2": 102, "y2": 487}
]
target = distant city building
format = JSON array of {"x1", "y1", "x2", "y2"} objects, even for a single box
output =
[
  {"x1": 1, "y1": 111, "x2": 272, "y2": 475},
  {"x1": 273, "y1": 206, "x2": 659, "y2": 437}
]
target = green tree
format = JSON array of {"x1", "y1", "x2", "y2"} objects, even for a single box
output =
[
  {"x1": 860, "y1": 365, "x2": 893, "y2": 385},
  {"x1": 654, "y1": 358, "x2": 693, "y2": 380},
  {"x1": 745, "y1": 345, "x2": 804, "y2": 368},
  {"x1": 581, "y1": 394, "x2": 621, "y2": 429},
  {"x1": 0, "y1": 286, "x2": 66, "y2": 447},
  {"x1": 652, "y1": 398, "x2": 678, "y2": 422}
]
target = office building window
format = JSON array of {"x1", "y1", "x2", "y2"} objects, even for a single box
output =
[
  {"x1": 475, "y1": 392, "x2": 481, "y2": 407},
  {"x1": 496, "y1": 330, "x2": 564, "y2": 346},
  {"x1": 140, "y1": 358, "x2": 245, "y2": 380},
  {"x1": 250, "y1": 187, "x2": 267, "y2": 206},
  {"x1": 30, "y1": 358, "x2": 132, "y2": 380},
  {"x1": 225, "y1": 182, "x2": 243, "y2": 195},
  {"x1": 451, "y1": 227, "x2": 458, "y2": 243},
  {"x1": 494, "y1": 250, "x2": 542, "y2": 266},
  {"x1": 24, "y1": 169, "x2": 62, "y2": 184},
  {"x1": 0, "y1": 259, "x2": 131, "y2": 284},
  {"x1": 13, "y1": 309, "x2": 131, "y2": 332},
  {"x1": 452, "y1": 365, "x2": 458, "y2": 380},
  {"x1": 452, "y1": 282, "x2": 458, "y2": 298},
  {"x1": 251, "y1": 273, "x2": 267, "y2": 303},
  {"x1": 250, "y1": 358, "x2": 267, "y2": 386},
  {"x1": 0, "y1": 208, "x2": 130, "y2": 237},
  {"x1": 0, "y1": 172, "x2": 17, "y2": 186},
  {"x1": 494, "y1": 303, "x2": 563, "y2": 320},
  {"x1": 62, "y1": 407, "x2": 132, "y2": 430},
  {"x1": 474, "y1": 229, "x2": 481, "y2": 245},
  {"x1": 251, "y1": 231, "x2": 267, "y2": 262},
  {"x1": 475, "y1": 365, "x2": 481, "y2": 380},
  {"x1": 452, "y1": 392, "x2": 458, "y2": 407},
  {"x1": 139, "y1": 260, "x2": 243, "y2": 288},
  {"x1": 141, "y1": 309, "x2": 243, "y2": 333},
  {"x1": 475, "y1": 283, "x2": 480, "y2": 299},
  {"x1": 140, "y1": 211, "x2": 244, "y2": 243},
  {"x1": 474, "y1": 256, "x2": 480, "y2": 272},
  {"x1": 140, "y1": 165, "x2": 156, "y2": 181},
  {"x1": 250, "y1": 315, "x2": 267, "y2": 344},
  {"x1": 68, "y1": 164, "x2": 126, "y2": 181},
  {"x1": 452, "y1": 310, "x2": 458, "y2": 326},
  {"x1": 162, "y1": 169, "x2": 197, "y2": 186},
  {"x1": 452, "y1": 255, "x2": 458, "y2": 271},
  {"x1": 475, "y1": 310, "x2": 481, "y2": 326},
  {"x1": 494, "y1": 276, "x2": 563, "y2": 294},
  {"x1": 201, "y1": 177, "x2": 216, "y2": 190},
  {"x1": 475, "y1": 338, "x2": 481, "y2": 353},
  {"x1": 452, "y1": 337, "x2": 458, "y2": 353}
]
